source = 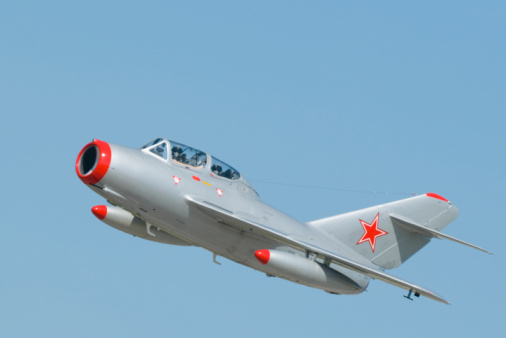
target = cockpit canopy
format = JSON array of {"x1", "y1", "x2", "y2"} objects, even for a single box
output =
[
  {"x1": 141, "y1": 138, "x2": 241, "y2": 180},
  {"x1": 210, "y1": 156, "x2": 240, "y2": 180}
]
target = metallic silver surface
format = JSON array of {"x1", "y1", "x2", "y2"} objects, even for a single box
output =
[{"x1": 76, "y1": 138, "x2": 490, "y2": 304}]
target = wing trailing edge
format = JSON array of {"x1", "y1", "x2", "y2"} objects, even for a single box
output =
[{"x1": 185, "y1": 195, "x2": 451, "y2": 304}]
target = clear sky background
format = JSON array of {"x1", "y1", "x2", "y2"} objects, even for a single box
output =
[{"x1": 1, "y1": 1, "x2": 504, "y2": 337}]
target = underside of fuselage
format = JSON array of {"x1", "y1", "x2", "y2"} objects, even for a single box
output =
[{"x1": 91, "y1": 183, "x2": 368, "y2": 295}]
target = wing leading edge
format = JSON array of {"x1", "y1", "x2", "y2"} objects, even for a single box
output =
[{"x1": 185, "y1": 195, "x2": 450, "y2": 304}]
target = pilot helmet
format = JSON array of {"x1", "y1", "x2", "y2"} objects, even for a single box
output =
[
  {"x1": 211, "y1": 164, "x2": 222, "y2": 174},
  {"x1": 172, "y1": 146, "x2": 182, "y2": 158}
]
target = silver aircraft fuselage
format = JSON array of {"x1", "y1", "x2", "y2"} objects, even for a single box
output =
[
  {"x1": 76, "y1": 139, "x2": 369, "y2": 295},
  {"x1": 77, "y1": 138, "x2": 490, "y2": 304}
]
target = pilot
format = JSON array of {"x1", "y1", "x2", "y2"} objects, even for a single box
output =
[
  {"x1": 211, "y1": 164, "x2": 222, "y2": 176},
  {"x1": 223, "y1": 169, "x2": 233, "y2": 179},
  {"x1": 171, "y1": 146, "x2": 182, "y2": 161}
]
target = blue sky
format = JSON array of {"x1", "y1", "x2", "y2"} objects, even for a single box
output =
[{"x1": 1, "y1": 1, "x2": 504, "y2": 337}]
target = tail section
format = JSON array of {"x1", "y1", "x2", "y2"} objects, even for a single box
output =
[{"x1": 308, "y1": 193, "x2": 461, "y2": 269}]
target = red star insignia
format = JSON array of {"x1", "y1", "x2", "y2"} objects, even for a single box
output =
[{"x1": 357, "y1": 213, "x2": 388, "y2": 252}]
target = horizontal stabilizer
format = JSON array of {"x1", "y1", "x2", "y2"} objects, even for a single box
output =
[{"x1": 390, "y1": 214, "x2": 492, "y2": 254}]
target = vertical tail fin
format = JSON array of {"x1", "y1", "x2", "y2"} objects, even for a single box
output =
[{"x1": 307, "y1": 193, "x2": 459, "y2": 269}]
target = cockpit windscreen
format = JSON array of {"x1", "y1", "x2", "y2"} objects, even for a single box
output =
[{"x1": 142, "y1": 138, "x2": 168, "y2": 160}]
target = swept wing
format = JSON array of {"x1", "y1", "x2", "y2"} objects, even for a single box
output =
[{"x1": 185, "y1": 195, "x2": 450, "y2": 304}]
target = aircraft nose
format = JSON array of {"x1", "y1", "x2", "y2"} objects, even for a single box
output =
[{"x1": 76, "y1": 139, "x2": 112, "y2": 185}]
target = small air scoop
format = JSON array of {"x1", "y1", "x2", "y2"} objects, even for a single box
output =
[
  {"x1": 426, "y1": 193, "x2": 448, "y2": 202},
  {"x1": 76, "y1": 139, "x2": 111, "y2": 185}
]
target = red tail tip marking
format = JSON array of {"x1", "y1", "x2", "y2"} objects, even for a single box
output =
[
  {"x1": 426, "y1": 193, "x2": 449, "y2": 202},
  {"x1": 254, "y1": 250, "x2": 270, "y2": 265},
  {"x1": 91, "y1": 205, "x2": 108, "y2": 220}
]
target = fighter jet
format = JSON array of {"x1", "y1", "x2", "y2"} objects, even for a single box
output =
[{"x1": 76, "y1": 138, "x2": 491, "y2": 304}]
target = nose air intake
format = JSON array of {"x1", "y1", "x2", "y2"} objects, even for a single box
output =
[{"x1": 76, "y1": 139, "x2": 111, "y2": 185}]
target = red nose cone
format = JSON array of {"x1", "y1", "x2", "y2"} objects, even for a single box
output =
[
  {"x1": 91, "y1": 205, "x2": 108, "y2": 220},
  {"x1": 76, "y1": 139, "x2": 112, "y2": 185},
  {"x1": 254, "y1": 250, "x2": 270, "y2": 265}
]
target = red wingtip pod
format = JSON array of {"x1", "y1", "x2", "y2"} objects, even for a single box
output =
[
  {"x1": 91, "y1": 205, "x2": 108, "y2": 220},
  {"x1": 76, "y1": 139, "x2": 112, "y2": 185},
  {"x1": 426, "y1": 193, "x2": 449, "y2": 202},
  {"x1": 254, "y1": 250, "x2": 270, "y2": 265}
]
